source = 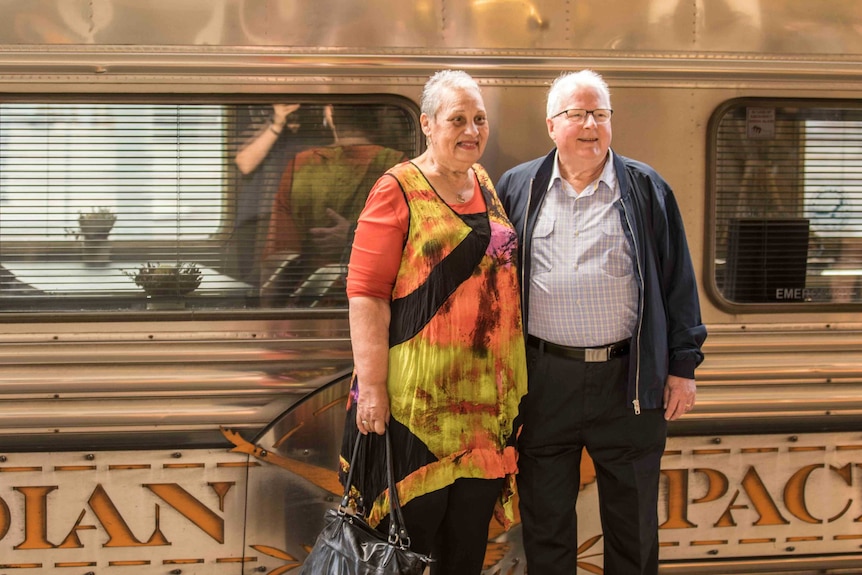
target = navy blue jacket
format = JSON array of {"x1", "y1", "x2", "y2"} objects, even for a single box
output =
[{"x1": 496, "y1": 149, "x2": 707, "y2": 413}]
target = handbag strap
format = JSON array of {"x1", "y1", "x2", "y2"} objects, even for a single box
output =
[
  {"x1": 340, "y1": 432, "x2": 363, "y2": 509},
  {"x1": 383, "y1": 426, "x2": 412, "y2": 547},
  {"x1": 340, "y1": 427, "x2": 413, "y2": 548}
]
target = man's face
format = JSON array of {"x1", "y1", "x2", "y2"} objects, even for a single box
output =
[{"x1": 546, "y1": 87, "x2": 612, "y2": 170}]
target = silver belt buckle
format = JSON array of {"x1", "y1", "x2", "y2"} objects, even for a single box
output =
[{"x1": 584, "y1": 347, "x2": 610, "y2": 363}]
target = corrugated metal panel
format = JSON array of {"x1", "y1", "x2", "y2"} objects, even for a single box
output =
[{"x1": 0, "y1": 0, "x2": 861, "y2": 55}]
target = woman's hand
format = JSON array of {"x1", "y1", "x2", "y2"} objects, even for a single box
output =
[
  {"x1": 356, "y1": 383, "x2": 390, "y2": 435},
  {"x1": 271, "y1": 103, "x2": 301, "y2": 129}
]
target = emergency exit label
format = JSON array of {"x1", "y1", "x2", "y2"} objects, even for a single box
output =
[{"x1": 746, "y1": 107, "x2": 776, "y2": 139}]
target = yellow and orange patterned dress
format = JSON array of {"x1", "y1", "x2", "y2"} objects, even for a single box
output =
[{"x1": 342, "y1": 161, "x2": 527, "y2": 529}]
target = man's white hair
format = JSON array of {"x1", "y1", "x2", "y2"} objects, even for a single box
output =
[{"x1": 546, "y1": 70, "x2": 611, "y2": 119}]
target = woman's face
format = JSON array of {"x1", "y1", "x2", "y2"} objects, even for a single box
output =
[{"x1": 422, "y1": 86, "x2": 488, "y2": 171}]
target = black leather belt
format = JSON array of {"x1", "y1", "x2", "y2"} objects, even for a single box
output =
[{"x1": 527, "y1": 335, "x2": 630, "y2": 363}]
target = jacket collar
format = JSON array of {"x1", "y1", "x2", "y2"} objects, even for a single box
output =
[
  {"x1": 611, "y1": 149, "x2": 632, "y2": 200},
  {"x1": 529, "y1": 148, "x2": 558, "y2": 205},
  {"x1": 536, "y1": 147, "x2": 627, "y2": 200}
]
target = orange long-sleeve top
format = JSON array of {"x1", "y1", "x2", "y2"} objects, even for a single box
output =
[{"x1": 346, "y1": 171, "x2": 486, "y2": 300}]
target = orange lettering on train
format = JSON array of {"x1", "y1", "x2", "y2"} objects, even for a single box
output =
[
  {"x1": 825, "y1": 464, "x2": 852, "y2": 523},
  {"x1": 660, "y1": 463, "x2": 861, "y2": 531},
  {"x1": 0, "y1": 495, "x2": 10, "y2": 541},
  {"x1": 659, "y1": 469, "x2": 697, "y2": 529},
  {"x1": 13, "y1": 486, "x2": 58, "y2": 549},
  {"x1": 784, "y1": 464, "x2": 824, "y2": 524},
  {"x1": 145, "y1": 482, "x2": 233, "y2": 543},
  {"x1": 5, "y1": 482, "x2": 230, "y2": 550},
  {"x1": 711, "y1": 467, "x2": 789, "y2": 527}
]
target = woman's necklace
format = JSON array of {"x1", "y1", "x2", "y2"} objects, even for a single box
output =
[
  {"x1": 421, "y1": 156, "x2": 471, "y2": 203},
  {"x1": 452, "y1": 174, "x2": 473, "y2": 203},
  {"x1": 436, "y1": 178, "x2": 471, "y2": 204}
]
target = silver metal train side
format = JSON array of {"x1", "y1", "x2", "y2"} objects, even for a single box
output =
[{"x1": 1, "y1": 1, "x2": 861, "y2": 573}]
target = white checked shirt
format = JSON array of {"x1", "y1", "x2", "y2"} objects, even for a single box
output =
[{"x1": 528, "y1": 151, "x2": 638, "y2": 347}]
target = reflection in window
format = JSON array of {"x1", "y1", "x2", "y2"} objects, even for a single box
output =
[
  {"x1": 0, "y1": 104, "x2": 223, "y2": 241},
  {"x1": 803, "y1": 119, "x2": 862, "y2": 303},
  {"x1": 0, "y1": 100, "x2": 418, "y2": 314},
  {"x1": 712, "y1": 102, "x2": 862, "y2": 304}
]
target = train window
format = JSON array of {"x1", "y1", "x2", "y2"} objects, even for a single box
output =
[
  {"x1": 710, "y1": 100, "x2": 862, "y2": 306},
  {"x1": 0, "y1": 99, "x2": 418, "y2": 315}
]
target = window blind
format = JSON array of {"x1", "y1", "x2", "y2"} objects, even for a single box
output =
[
  {"x1": 712, "y1": 102, "x2": 862, "y2": 305},
  {"x1": 0, "y1": 100, "x2": 418, "y2": 314}
]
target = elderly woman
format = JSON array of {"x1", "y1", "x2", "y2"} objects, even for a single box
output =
[{"x1": 341, "y1": 70, "x2": 527, "y2": 573}]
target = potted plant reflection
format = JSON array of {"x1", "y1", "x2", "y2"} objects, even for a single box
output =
[
  {"x1": 67, "y1": 207, "x2": 117, "y2": 264},
  {"x1": 125, "y1": 262, "x2": 203, "y2": 309}
]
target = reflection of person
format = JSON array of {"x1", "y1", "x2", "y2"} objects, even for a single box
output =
[
  {"x1": 235, "y1": 104, "x2": 302, "y2": 175},
  {"x1": 642, "y1": 0, "x2": 764, "y2": 52},
  {"x1": 260, "y1": 105, "x2": 406, "y2": 304},
  {"x1": 342, "y1": 70, "x2": 527, "y2": 574},
  {"x1": 496, "y1": 70, "x2": 707, "y2": 575},
  {"x1": 232, "y1": 103, "x2": 330, "y2": 286}
]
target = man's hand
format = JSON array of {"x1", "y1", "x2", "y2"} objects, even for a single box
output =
[{"x1": 663, "y1": 375, "x2": 696, "y2": 421}]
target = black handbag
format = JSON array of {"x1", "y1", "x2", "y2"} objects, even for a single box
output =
[{"x1": 300, "y1": 427, "x2": 433, "y2": 574}]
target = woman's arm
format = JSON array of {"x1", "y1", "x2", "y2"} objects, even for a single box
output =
[
  {"x1": 349, "y1": 296, "x2": 392, "y2": 436},
  {"x1": 235, "y1": 103, "x2": 300, "y2": 175}
]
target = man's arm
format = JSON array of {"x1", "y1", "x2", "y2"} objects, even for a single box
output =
[{"x1": 655, "y1": 180, "x2": 706, "y2": 420}]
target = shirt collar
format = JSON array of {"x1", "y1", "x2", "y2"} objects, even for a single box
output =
[{"x1": 549, "y1": 149, "x2": 617, "y2": 197}]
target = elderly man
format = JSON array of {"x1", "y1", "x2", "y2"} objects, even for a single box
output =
[{"x1": 497, "y1": 70, "x2": 707, "y2": 575}]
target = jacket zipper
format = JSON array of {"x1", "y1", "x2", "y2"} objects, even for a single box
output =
[
  {"x1": 521, "y1": 178, "x2": 535, "y2": 320},
  {"x1": 620, "y1": 197, "x2": 644, "y2": 415}
]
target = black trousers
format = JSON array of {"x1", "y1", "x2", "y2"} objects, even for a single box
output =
[
  {"x1": 378, "y1": 477, "x2": 503, "y2": 575},
  {"x1": 517, "y1": 345, "x2": 667, "y2": 575}
]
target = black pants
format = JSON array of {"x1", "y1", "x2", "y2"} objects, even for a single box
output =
[
  {"x1": 517, "y1": 345, "x2": 667, "y2": 575},
  {"x1": 379, "y1": 477, "x2": 503, "y2": 575}
]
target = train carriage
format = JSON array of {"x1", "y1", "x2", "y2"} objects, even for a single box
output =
[{"x1": 1, "y1": 1, "x2": 861, "y2": 573}]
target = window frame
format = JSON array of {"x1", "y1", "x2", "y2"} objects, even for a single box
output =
[
  {"x1": 706, "y1": 97, "x2": 862, "y2": 313},
  {"x1": 0, "y1": 93, "x2": 422, "y2": 321}
]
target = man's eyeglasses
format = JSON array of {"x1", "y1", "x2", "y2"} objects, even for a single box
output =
[{"x1": 552, "y1": 108, "x2": 613, "y2": 124}]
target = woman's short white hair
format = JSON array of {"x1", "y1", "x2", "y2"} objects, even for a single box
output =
[
  {"x1": 546, "y1": 70, "x2": 611, "y2": 119},
  {"x1": 421, "y1": 70, "x2": 482, "y2": 118}
]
